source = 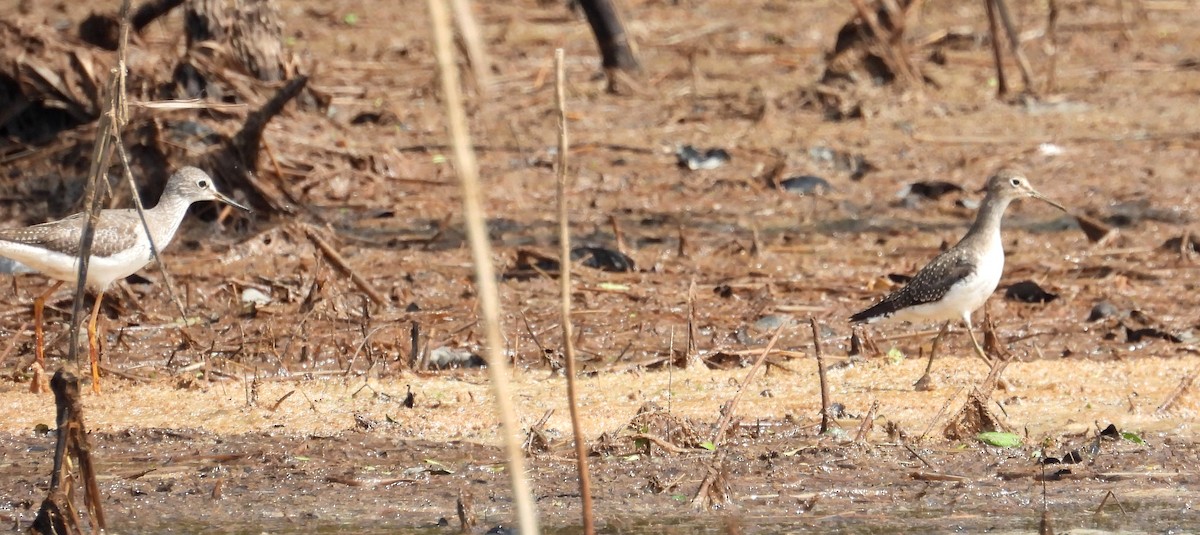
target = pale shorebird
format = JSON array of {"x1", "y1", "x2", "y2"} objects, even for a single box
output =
[
  {"x1": 850, "y1": 169, "x2": 1067, "y2": 384},
  {"x1": 0, "y1": 167, "x2": 248, "y2": 393}
]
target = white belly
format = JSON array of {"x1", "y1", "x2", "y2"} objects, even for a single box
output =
[
  {"x1": 0, "y1": 241, "x2": 154, "y2": 292},
  {"x1": 891, "y1": 243, "x2": 1004, "y2": 323}
]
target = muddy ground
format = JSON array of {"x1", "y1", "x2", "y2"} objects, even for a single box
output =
[{"x1": 1, "y1": 0, "x2": 1199, "y2": 532}]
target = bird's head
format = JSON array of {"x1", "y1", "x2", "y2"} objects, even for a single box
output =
[
  {"x1": 167, "y1": 167, "x2": 250, "y2": 211},
  {"x1": 984, "y1": 168, "x2": 1067, "y2": 213}
]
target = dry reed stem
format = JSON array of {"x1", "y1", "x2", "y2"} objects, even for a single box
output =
[
  {"x1": 303, "y1": 225, "x2": 389, "y2": 306},
  {"x1": 1045, "y1": 0, "x2": 1060, "y2": 93},
  {"x1": 67, "y1": 0, "x2": 133, "y2": 394},
  {"x1": 847, "y1": 0, "x2": 919, "y2": 86},
  {"x1": 113, "y1": 140, "x2": 197, "y2": 349},
  {"x1": 984, "y1": 0, "x2": 1008, "y2": 96},
  {"x1": 554, "y1": 48, "x2": 596, "y2": 535},
  {"x1": 1155, "y1": 366, "x2": 1198, "y2": 414},
  {"x1": 707, "y1": 322, "x2": 786, "y2": 446},
  {"x1": 426, "y1": 0, "x2": 539, "y2": 532},
  {"x1": 812, "y1": 318, "x2": 831, "y2": 435},
  {"x1": 449, "y1": 0, "x2": 492, "y2": 94},
  {"x1": 992, "y1": 0, "x2": 1038, "y2": 95}
]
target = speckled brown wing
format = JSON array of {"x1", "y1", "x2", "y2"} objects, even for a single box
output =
[
  {"x1": 850, "y1": 247, "x2": 976, "y2": 323},
  {"x1": 0, "y1": 211, "x2": 141, "y2": 258}
]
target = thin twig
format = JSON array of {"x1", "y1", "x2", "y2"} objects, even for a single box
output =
[
  {"x1": 630, "y1": 433, "x2": 694, "y2": 455},
  {"x1": 554, "y1": 48, "x2": 595, "y2": 535},
  {"x1": 0, "y1": 322, "x2": 28, "y2": 369},
  {"x1": 992, "y1": 0, "x2": 1038, "y2": 96},
  {"x1": 1094, "y1": 489, "x2": 1128, "y2": 516},
  {"x1": 904, "y1": 444, "x2": 937, "y2": 471},
  {"x1": 853, "y1": 400, "x2": 879, "y2": 443},
  {"x1": 984, "y1": 0, "x2": 1008, "y2": 97},
  {"x1": 812, "y1": 318, "x2": 831, "y2": 435},
  {"x1": 66, "y1": 0, "x2": 134, "y2": 394},
  {"x1": 708, "y1": 323, "x2": 787, "y2": 445},
  {"x1": 686, "y1": 278, "x2": 698, "y2": 367},
  {"x1": 303, "y1": 225, "x2": 388, "y2": 307},
  {"x1": 112, "y1": 139, "x2": 198, "y2": 351},
  {"x1": 847, "y1": 0, "x2": 919, "y2": 86},
  {"x1": 1155, "y1": 366, "x2": 1199, "y2": 414},
  {"x1": 426, "y1": 0, "x2": 539, "y2": 532},
  {"x1": 449, "y1": 0, "x2": 492, "y2": 94},
  {"x1": 920, "y1": 386, "x2": 966, "y2": 441},
  {"x1": 1044, "y1": 0, "x2": 1060, "y2": 93}
]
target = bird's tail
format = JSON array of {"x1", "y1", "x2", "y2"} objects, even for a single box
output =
[{"x1": 849, "y1": 301, "x2": 895, "y2": 324}]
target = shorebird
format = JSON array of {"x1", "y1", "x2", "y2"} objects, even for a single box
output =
[
  {"x1": 0, "y1": 167, "x2": 248, "y2": 393},
  {"x1": 850, "y1": 169, "x2": 1066, "y2": 381}
]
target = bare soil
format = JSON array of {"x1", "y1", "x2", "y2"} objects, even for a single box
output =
[{"x1": 2, "y1": 0, "x2": 1199, "y2": 532}]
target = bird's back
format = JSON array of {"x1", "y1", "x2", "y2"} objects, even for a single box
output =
[{"x1": 0, "y1": 210, "x2": 142, "y2": 259}]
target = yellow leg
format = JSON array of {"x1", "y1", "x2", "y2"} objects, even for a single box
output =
[
  {"x1": 963, "y1": 315, "x2": 991, "y2": 363},
  {"x1": 88, "y1": 292, "x2": 104, "y2": 395},
  {"x1": 33, "y1": 281, "x2": 65, "y2": 368},
  {"x1": 928, "y1": 321, "x2": 951, "y2": 366},
  {"x1": 915, "y1": 321, "x2": 951, "y2": 390},
  {"x1": 30, "y1": 281, "x2": 64, "y2": 394}
]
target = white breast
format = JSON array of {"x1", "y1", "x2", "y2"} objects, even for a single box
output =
[
  {"x1": 934, "y1": 237, "x2": 1005, "y2": 321},
  {"x1": 887, "y1": 235, "x2": 1005, "y2": 324}
]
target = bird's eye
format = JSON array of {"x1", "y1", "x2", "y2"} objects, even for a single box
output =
[
  {"x1": 1010, "y1": 178, "x2": 1021, "y2": 187},
  {"x1": 198, "y1": 180, "x2": 209, "y2": 189}
]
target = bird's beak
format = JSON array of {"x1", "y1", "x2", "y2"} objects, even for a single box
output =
[
  {"x1": 1029, "y1": 191, "x2": 1068, "y2": 213},
  {"x1": 213, "y1": 190, "x2": 251, "y2": 212}
]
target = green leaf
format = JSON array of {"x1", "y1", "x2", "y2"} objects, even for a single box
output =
[
  {"x1": 886, "y1": 346, "x2": 905, "y2": 364},
  {"x1": 976, "y1": 432, "x2": 1022, "y2": 448},
  {"x1": 671, "y1": 494, "x2": 688, "y2": 502},
  {"x1": 699, "y1": 441, "x2": 716, "y2": 451},
  {"x1": 823, "y1": 427, "x2": 849, "y2": 440},
  {"x1": 1120, "y1": 431, "x2": 1147, "y2": 445},
  {"x1": 343, "y1": 13, "x2": 359, "y2": 25}
]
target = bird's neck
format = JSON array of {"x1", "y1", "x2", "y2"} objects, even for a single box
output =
[
  {"x1": 144, "y1": 194, "x2": 192, "y2": 251},
  {"x1": 962, "y1": 194, "x2": 1012, "y2": 249}
]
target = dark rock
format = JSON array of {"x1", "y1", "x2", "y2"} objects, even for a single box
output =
[
  {"x1": 428, "y1": 347, "x2": 485, "y2": 369},
  {"x1": 902, "y1": 181, "x2": 963, "y2": 201},
  {"x1": 1125, "y1": 327, "x2": 1182, "y2": 344},
  {"x1": 779, "y1": 175, "x2": 833, "y2": 195},
  {"x1": 753, "y1": 314, "x2": 794, "y2": 331},
  {"x1": 675, "y1": 145, "x2": 730, "y2": 170},
  {"x1": 1005, "y1": 281, "x2": 1059, "y2": 303},
  {"x1": 1162, "y1": 234, "x2": 1199, "y2": 254},
  {"x1": 1087, "y1": 301, "x2": 1119, "y2": 322},
  {"x1": 570, "y1": 246, "x2": 635, "y2": 272}
]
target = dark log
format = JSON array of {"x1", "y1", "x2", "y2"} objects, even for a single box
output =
[
  {"x1": 184, "y1": 0, "x2": 286, "y2": 82},
  {"x1": 202, "y1": 75, "x2": 309, "y2": 213},
  {"x1": 79, "y1": 0, "x2": 186, "y2": 50},
  {"x1": 576, "y1": 0, "x2": 640, "y2": 73}
]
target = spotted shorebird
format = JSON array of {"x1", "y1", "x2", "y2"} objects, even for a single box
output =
[
  {"x1": 850, "y1": 169, "x2": 1067, "y2": 382},
  {"x1": 0, "y1": 167, "x2": 248, "y2": 393}
]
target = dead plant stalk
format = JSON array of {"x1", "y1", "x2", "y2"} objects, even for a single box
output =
[
  {"x1": 426, "y1": 0, "x2": 539, "y2": 532},
  {"x1": 708, "y1": 323, "x2": 787, "y2": 446},
  {"x1": 812, "y1": 318, "x2": 831, "y2": 434},
  {"x1": 554, "y1": 48, "x2": 596, "y2": 535}
]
